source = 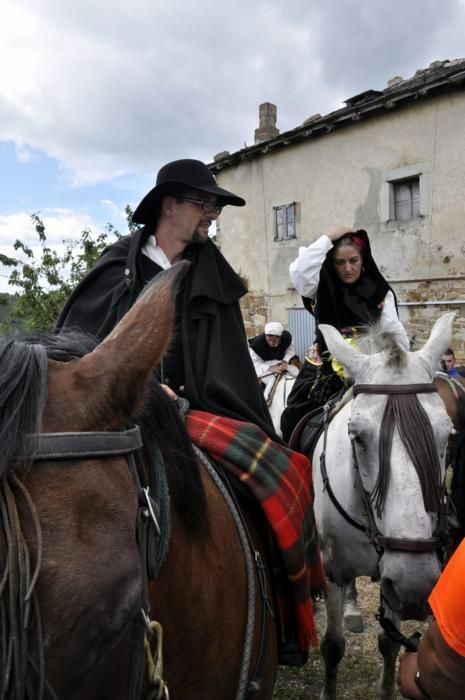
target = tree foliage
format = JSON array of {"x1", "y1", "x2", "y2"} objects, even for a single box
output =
[{"x1": 0, "y1": 207, "x2": 135, "y2": 332}]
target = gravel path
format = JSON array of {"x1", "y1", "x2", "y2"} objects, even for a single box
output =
[{"x1": 273, "y1": 577, "x2": 428, "y2": 699}]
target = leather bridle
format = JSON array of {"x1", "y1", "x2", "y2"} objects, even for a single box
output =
[
  {"x1": 23, "y1": 425, "x2": 168, "y2": 700},
  {"x1": 320, "y1": 382, "x2": 448, "y2": 557}
]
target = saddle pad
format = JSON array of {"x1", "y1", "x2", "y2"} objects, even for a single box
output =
[{"x1": 185, "y1": 409, "x2": 326, "y2": 651}]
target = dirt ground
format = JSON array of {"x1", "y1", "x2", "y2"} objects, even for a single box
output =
[{"x1": 273, "y1": 577, "x2": 428, "y2": 699}]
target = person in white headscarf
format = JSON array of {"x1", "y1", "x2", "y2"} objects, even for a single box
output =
[{"x1": 248, "y1": 322, "x2": 298, "y2": 400}]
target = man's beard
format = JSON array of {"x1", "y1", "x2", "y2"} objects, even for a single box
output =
[{"x1": 191, "y1": 230, "x2": 209, "y2": 245}]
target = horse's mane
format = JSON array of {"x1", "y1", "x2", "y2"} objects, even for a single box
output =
[
  {"x1": 0, "y1": 335, "x2": 49, "y2": 478},
  {"x1": 0, "y1": 330, "x2": 206, "y2": 534}
]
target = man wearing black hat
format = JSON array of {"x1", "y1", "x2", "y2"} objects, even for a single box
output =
[{"x1": 55, "y1": 159, "x2": 275, "y2": 436}]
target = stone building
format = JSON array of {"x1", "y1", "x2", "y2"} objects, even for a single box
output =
[{"x1": 210, "y1": 59, "x2": 465, "y2": 361}]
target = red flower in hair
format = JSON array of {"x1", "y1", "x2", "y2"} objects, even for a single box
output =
[{"x1": 349, "y1": 234, "x2": 366, "y2": 256}]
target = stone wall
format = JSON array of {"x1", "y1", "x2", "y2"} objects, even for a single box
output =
[
  {"x1": 392, "y1": 278, "x2": 465, "y2": 361},
  {"x1": 240, "y1": 293, "x2": 268, "y2": 338}
]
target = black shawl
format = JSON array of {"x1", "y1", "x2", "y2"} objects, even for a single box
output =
[
  {"x1": 55, "y1": 228, "x2": 276, "y2": 438},
  {"x1": 249, "y1": 331, "x2": 292, "y2": 361}
]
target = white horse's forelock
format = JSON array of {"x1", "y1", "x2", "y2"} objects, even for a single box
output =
[{"x1": 357, "y1": 322, "x2": 407, "y2": 368}]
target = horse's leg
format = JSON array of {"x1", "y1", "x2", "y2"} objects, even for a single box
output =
[
  {"x1": 320, "y1": 582, "x2": 346, "y2": 700},
  {"x1": 377, "y1": 608, "x2": 400, "y2": 700},
  {"x1": 343, "y1": 578, "x2": 364, "y2": 633}
]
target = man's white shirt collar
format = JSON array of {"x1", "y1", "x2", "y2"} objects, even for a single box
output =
[{"x1": 141, "y1": 234, "x2": 172, "y2": 270}]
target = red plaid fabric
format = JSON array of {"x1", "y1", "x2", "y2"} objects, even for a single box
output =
[{"x1": 185, "y1": 409, "x2": 325, "y2": 651}]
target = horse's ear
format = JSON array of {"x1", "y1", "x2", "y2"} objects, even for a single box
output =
[
  {"x1": 69, "y1": 262, "x2": 190, "y2": 422},
  {"x1": 318, "y1": 324, "x2": 366, "y2": 380},
  {"x1": 416, "y1": 312, "x2": 456, "y2": 374}
]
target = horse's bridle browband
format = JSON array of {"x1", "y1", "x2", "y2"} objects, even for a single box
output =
[
  {"x1": 26, "y1": 425, "x2": 143, "y2": 460},
  {"x1": 353, "y1": 383, "x2": 438, "y2": 396},
  {"x1": 320, "y1": 381, "x2": 447, "y2": 557}
]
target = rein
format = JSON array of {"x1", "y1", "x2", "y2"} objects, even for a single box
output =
[
  {"x1": 265, "y1": 370, "x2": 295, "y2": 407},
  {"x1": 320, "y1": 382, "x2": 447, "y2": 557},
  {"x1": 7, "y1": 425, "x2": 168, "y2": 700}
]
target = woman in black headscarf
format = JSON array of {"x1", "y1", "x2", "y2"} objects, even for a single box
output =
[{"x1": 280, "y1": 225, "x2": 408, "y2": 442}]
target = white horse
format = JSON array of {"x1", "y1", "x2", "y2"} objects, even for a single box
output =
[
  {"x1": 267, "y1": 367, "x2": 297, "y2": 437},
  {"x1": 312, "y1": 313, "x2": 454, "y2": 700}
]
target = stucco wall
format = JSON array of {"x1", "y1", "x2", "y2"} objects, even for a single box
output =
[{"x1": 215, "y1": 92, "x2": 465, "y2": 359}]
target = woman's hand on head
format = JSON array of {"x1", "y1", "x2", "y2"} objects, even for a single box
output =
[{"x1": 327, "y1": 226, "x2": 355, "y2": 242}]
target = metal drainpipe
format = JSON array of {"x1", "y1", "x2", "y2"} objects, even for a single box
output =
[
  {"x1": 388, "y1": 276, "x2": 465, "y2": 307},
  {"x1": 388, "y1": 276, "x2": 465, "y2": 283},
  {"x1": 397, "y1": 300, "x2": 465, "y2": 306}
]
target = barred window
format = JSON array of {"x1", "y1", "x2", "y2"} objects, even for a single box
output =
[
  {"x1": 274, "y1": 203, "x2": 296, "y2": 241},
  {"x1": 392, "y1": 177, "x2": 420, "y2": 221}
]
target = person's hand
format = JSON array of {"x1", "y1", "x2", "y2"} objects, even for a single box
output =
[
  {"x1": 278, "y1": 361, "x2": 288, "y2": 370},
  {"x1": 326, "y1": 225, "x2": 354, "y2": 242},
  {"x1": 161, "y1": 383, "x2": 178, "y2": 401},
  {"x1": 270, "y1": 365, "x2": 284, "y2": 374},
  {"x1": 397, "y1": 652, "x2": 424, "y2": 699}
]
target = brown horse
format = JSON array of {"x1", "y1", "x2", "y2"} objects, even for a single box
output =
[
  {"x1": 0, "y1": 263, "x2": 277, "y2": 699},
  {"x1": 435, "y1": 372, "x2": 465, "y2": 547},
  {"x1": 434, "y1": 372, "x2": 465, "y2": 431}
]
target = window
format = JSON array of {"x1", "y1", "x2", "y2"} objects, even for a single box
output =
[
  {"x1": 379, "y1": 163, "x2": 430, "y2": 225},
  {"x1": 274, "y1": 203, "x2": 296, "y2": 241},
  {"x1": 392, "y1": 177, "x2": 420, "y2": 220}
]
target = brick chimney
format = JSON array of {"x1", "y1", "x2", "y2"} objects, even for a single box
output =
[{"x1": 254, "y1": 102, "x2": 279, "y2": 144}]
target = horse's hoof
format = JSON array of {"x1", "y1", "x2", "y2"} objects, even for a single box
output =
[{"x1": 344, "y1": 611, "x2": 364, "y2": 633}]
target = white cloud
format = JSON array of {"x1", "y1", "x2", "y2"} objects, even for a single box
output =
[
  {"x1": 0, "y1": 0, "x2": 464, "y2": 187},
  {"x1": 99, "y1": 199, "x2": 127, "y2": 224}
]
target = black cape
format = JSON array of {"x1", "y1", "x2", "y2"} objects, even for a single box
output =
[
  {"x1": 55, "y1": 226, "x2": 276, "y2": 438},
  {"x1": 249, "y1": 331, "x2": 292, "y2": 361},
  {"x1": 281, "y1": 230, "x2": 397, "y2": 442}
]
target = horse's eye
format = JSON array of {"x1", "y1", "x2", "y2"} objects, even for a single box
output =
[{"x1": 352, "y1": 435, "x2": 365, "y2": 447}]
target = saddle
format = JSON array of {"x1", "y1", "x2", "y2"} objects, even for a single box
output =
[
  {"x1": 214, "y1": 467, "x2": 308, "y2": 667},
  {"x1": 289, "y1": 407, "x2": 326, "y2": 458},
  {"x1": 289, "y1": 387, "x2": 351, "y2": 457}
]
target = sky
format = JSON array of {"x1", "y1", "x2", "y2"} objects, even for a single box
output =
[{"x1": 1, "y1": 0, "x2": 465, "y2": 291}]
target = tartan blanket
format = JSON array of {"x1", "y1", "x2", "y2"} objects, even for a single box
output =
[{"x1": 185, "y1": 409, "x2": 325, "y2": 651}]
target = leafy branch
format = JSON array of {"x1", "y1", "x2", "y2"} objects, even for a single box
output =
[{"x1": 0, "y1": 209, "x2": 134, "y2": 332}]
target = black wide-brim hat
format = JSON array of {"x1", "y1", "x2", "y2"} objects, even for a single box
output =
[{"x1": 132, "y1": 158, "x2": 246, "y2": 224}]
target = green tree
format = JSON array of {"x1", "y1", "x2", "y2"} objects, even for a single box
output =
[{"x1": 0, "y1": 208, "x2": 135, "y2": 332}]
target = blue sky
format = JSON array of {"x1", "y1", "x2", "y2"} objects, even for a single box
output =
[
  {"x1": 1, "y1": 0, "x2": 465, "y2": 292},
  {"x1": 0, "y1": 141, "x2": 144, "y2": 226}
]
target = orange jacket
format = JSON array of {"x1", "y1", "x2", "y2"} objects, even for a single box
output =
[{"x1": 429, "y1": 538, "x2": 465, "y2": 657}]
